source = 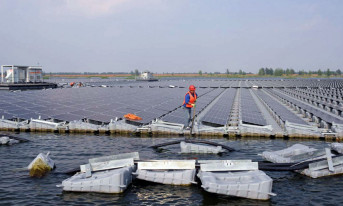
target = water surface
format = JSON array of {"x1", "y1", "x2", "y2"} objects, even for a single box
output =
[{"x1": 1, "y1": 133, "x2": 342, "y2": 205}]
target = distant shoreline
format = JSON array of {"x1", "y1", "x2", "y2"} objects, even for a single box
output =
[{"x1": 44, "y1": 73, "x2": 342, "y2": 79}]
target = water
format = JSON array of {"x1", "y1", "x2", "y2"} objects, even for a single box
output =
[{"x1": 1, "y1": 133, "x2": 343, "y2": 205}]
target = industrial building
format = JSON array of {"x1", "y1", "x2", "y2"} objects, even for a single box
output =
[
  {"x1": 0, "y1": 65, "x2": 56, "y2": 90},
  {"x1": 1, "y1": 65, "x2": 43, "y2": 83}
]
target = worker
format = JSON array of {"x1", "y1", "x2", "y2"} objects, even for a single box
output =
[
  {"x1": 182, "y1": 85, "x2": 198, "y2": 129},
  {"x1": 70, "y1": 82, "x2": 75, "y2": 87}
]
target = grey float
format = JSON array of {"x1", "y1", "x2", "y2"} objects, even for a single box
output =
[
  {"x1": 180, "y1": 141, "x2": 226, "y2": 154},
  {"x1": 58, "y1": 152, "x2": 138, "y2": 193},
  {"x1": 197, "y1": 160, "x2": 275, "y2": 200},
  {"x1": 133, "y1": 160, "x2": 196, "y2": 185}
]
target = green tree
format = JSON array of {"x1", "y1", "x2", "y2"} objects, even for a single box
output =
[
  {"x1": 134, "y1": 69, "x2": 139, "y2": 76},
  {"x1": 198, "y1": 70, "x2": 203, "y2": 76},
  {"x1": 326, "y1": 69, "x2": 331, "y2": 76},
  {"x1": 285, "y1": 68, "x2": 290, "y2": 75},
  {"x1": 226, "y1": 69, "x2": 230, "y2": 77},
  {"x1": 239, "y1": 69, "x2": 243, "y2": 75},
  {"x1": 258, "y1": 68, "x2": 265, "y2": 76},
  {"x1": 336, "y1": 69, "x2": 342, "y2": 76},
  {"x1": 318, "y1": 69, "x2": 322, "y2": 76},
  {"x1": 274, "y1": 68, "x2": 284, "y2": 76},
  {"x1": 265, "y1": 68, "x2": 274, "y2": 75}
]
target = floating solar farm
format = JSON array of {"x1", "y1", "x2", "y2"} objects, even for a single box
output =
[{"x1": 2, "y1": 78, "x2": 343, "y2": 139}]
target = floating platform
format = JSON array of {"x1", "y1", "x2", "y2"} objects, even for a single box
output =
[
  {"x1": 0, "y1": 82, "x2": 57, "y2": 90},
  {"x1": 2, "y1": 79, "x2": 343, "y2": 139}
]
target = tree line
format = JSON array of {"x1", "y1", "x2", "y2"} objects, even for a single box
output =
[{"x1": 258, "y1": 68, "x2": 342, "y2": 76}]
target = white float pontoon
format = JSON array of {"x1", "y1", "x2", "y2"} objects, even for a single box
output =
[
  {"x1": 58, "y1": 152, "x2": 139, "y2": 193},
  {"x1": 331, "y1": 143, "x2": 343, "y2": 154},
  {"x1": 197, "y1": 160, "x2": 275, "y2": 200},
  {"x1": 301, "y1": 148, "x2": 343, "y2": 178},
  {"x1": 61, "y1": 165, "x2": 135, "y2": 193},
  {"x1": 261, "y1": 144, "x2": 323, "y2": 163},
  {"x1": 133, "y1": 160, "x2": 196, "y2": 185},
  {"x1": 180, "y1": 141, "x2": 226, "y2": 154},
  {"x1": 0, "y1": 136, "x2": 19, "y2": 145}
]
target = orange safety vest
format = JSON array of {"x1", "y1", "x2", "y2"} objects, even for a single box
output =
[{"x1": 183, "y1": 92, "x2": 197, "y2": 108}]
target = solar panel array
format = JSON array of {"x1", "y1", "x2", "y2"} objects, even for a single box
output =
[
  {"x1": 48, "y1": 78, "x2": 343, "y2": 89},
  {"x1": 201, "y1": 88, "x2": 237, "y2": 127},
  {"x1": 254, "y1": 90, "x2": 309, "y2": 125},
  {"x1": 3, "y1": 78, "x2": 343, "y2": 129},
  {"x1": 240, "y1": 89, "x2": 267, "y2": 126},
  {"x1": 0, "y1": 87, "x2": 199, "y2": 125},
  {"x1": 268, "y1": 89, "x2": 343, "y2": 124},
  {"x1": 280, "y1": 88, "x2": 343, "y2": 116}
]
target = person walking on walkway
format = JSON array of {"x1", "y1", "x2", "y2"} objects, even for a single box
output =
[{"x1": 182, "y1": 85, "x2": 198, "y2": 129}]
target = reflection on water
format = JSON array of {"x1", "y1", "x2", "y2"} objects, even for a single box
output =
[{"x1": 0, "y1": 132, "x2": 342, "y2": 205}]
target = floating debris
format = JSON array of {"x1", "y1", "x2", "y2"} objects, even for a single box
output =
[{"x1": 28, "y1": 152, "x2": 55, "y2": 177}]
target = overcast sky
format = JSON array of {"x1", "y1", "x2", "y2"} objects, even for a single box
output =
[{"x1": 0, "y1": 0, "x2": 342, "y2": 73}]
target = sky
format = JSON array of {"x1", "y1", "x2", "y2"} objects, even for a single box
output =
[{"x1": 0, "y1": 0, "x2": 342, "y2": 73}]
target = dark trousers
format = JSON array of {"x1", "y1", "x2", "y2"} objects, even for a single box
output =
[{"x1": 183, "y1": 107, "x2": 192, "y2": 127}]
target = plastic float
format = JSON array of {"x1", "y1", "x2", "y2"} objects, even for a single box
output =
[
  {"x1": 28, "y1": 152, "x2": 55, "y2": 177},
  {"x1": 151, "y1": 139, "x2": 234, "y2": 153},
  {"x1": 58, "y1": 152, "x2": 139, "y2": 193},
  {"x1": 261, "y1": 144, "x2": 323, "y2": 163},
  {"x1": 0, "y1": 136, "x2": 19, "y2": 145},
  {"x1": 197, "y1": 160, "x2": 275, "y2": 200},
  {"x1": 331, "y1": 143, "x2": 343, "y2": 154},
  {"x1": 180, "y1": 141, "x2": 226, "y2": 154},
  {"x1": 133, "y1": 160, "x2": 196, "y2": 185},
  {"x1": 60, "y1": 166, "x2": 135, "y2": 193},
  {"x1": 262, "y1": 145, "x2": 343, "y2": 178},
  {"x1": 301, "y1": 148, "x2": 343, "y2": 178},
  {"x1": 0, "y1": 134, "x2": 29, "y2": 145}
]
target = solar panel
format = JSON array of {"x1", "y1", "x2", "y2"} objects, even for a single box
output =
[
  {"x1": 255, "y1": 90, "x2": 308, "y2": 125},
  {"x1": 240, "y1": 89, "x2": 267, "y2": 126},
  {"x1": 201, "y1": 88, "x2": 236, "y2": 126},
  {"x1": 52, "y1": 113, "x2": 84, "y2": 122}
]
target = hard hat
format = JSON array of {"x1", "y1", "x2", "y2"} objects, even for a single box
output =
[{"x1": 189, "y1": 85, "x2": 196, "y2": 91}]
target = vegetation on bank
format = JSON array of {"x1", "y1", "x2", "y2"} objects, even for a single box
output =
[{"x1": 43, "y1": 67, "x2": 343, "y2": 79}]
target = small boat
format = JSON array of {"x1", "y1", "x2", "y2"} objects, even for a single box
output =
[
  {"x1": 180, "y1": 141, "x2": 226, "y2": 154},
  {"x1": 135, "y1": 71, "x2": 158, "y2": 82},
  {"x1": 133, "y1": 160, "x2": 196, "y2": 185},
  {"x1": 60, "y1": 165, "x2": 135, "y2": 193},
  {"x1": 197, "y1": 160, "x2": 275, "y2": 200}
]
